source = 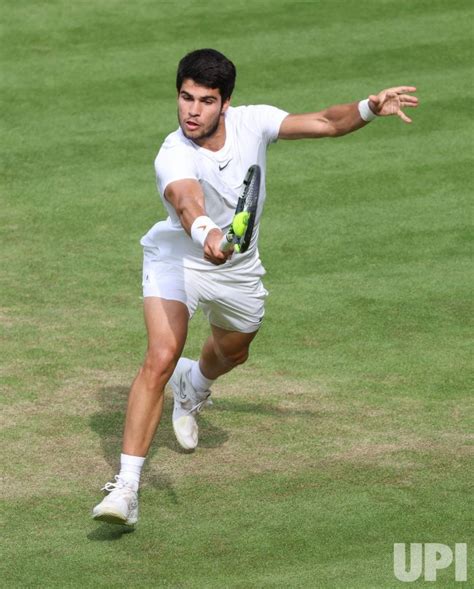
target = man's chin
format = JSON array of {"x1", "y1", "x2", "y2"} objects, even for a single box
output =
[{"x1": 181, "y1": 127, "x2": 203, "y2": 140}]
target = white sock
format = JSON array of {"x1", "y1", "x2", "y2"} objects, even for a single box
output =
[
  {"x1": 190, "y1": 361, "x2": 215, "y2": 392},
  {"x1": 118, "y1": 453, "x2": 145, "y2": 491}
]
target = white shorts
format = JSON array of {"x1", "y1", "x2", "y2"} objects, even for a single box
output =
[{"x1": 142, "y1": 247, "x2": 269, "y2": 333}]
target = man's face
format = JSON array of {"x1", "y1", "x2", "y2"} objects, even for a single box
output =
[{"x1": 177, "y1": 79, "x2": 229, "y2": 144}]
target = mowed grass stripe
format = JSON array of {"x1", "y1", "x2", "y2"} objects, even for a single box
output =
[
  {"x1": 3, "y1": 1, "x2": 470, "y2": 65},
  {"x1": 2, "y1": 465, "x2": 471, "y2": 588},
  {"x1": 2, "y1": 2, "x2": 471, "y2": 110}
]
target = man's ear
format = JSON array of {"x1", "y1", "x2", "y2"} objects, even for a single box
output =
[{"x1": 221, "y1": 97, "x2": 231, "y2": 114}]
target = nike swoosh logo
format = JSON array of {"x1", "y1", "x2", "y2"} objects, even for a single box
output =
[{"x1": 219, "y1": 161, "x2": 230, "y2": 171}]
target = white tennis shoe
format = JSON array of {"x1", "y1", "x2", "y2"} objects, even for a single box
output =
[
  {"x1": 170, "y1": 358, "x2": 212, "y2": 450},
  {"x1": 92, "y1": 476, "x2": 138, "y2": 526}
]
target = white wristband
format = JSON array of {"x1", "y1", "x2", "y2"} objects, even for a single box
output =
[
  {"x1": 358, "y1": 99, "x2": 377, "y2": 122},
  {"x1": 190, "y1": 215, "x2": 219, "y2": 247}
]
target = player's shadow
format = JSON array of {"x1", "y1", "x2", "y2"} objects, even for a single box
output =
[
  {"x1": 213, "y1": 398, "x2": 319, "y2": 418},
  {"x1": 89, "y1": 385, "x2": 229, "y2": 475},
  {"x1": 87, "y1": 524, "x2": 135, "y2": 542},
  {"x1": 88, "y1": 383, "x2": 314, "y2": 509}
]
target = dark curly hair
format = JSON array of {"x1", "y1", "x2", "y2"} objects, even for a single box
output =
[{"x1": 176, "y1": 48, "x2": 236, "y2": 102}]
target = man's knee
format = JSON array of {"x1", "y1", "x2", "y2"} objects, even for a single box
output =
[
  {"x1": 215, "y1": 345, "x2": 249, "y2": 368},
  {"x1": 142, "y1": 346, "x2": 179, "y2": 391}
]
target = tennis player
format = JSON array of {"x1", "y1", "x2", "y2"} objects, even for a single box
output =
[{"x1": 92, "y1": 48, "x2": 418, "y2": 525}]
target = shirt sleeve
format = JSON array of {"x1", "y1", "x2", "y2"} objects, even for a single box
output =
[
  {"x1": 245, "y1": 104, "x2": 289, "y2": 145},
  {"x1": 154, "y1": 142, "x2": 199, "y2": 196}
]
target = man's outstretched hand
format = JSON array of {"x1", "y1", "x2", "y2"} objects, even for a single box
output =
[{"x1": 368, "y1": 86, "x2": 418, "y2": 123}]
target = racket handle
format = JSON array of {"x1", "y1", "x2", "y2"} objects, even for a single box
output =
[{"x1": 219, "y1": 233, "x2": 234, "y2": 252}]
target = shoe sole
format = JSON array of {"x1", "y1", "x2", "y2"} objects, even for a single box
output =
[
  {"x1": 92, "y1": 511, "x2": 135, "y2": 526},
  {"x1": 172, "y1": 420, "x2": 197, "y2": 451}
]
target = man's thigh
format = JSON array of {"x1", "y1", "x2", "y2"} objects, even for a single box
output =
[
  {"x1": 142, "y1": 246, "x2": 268, "y2": 334},
  {"x1": 142, "y1": 248, "x2": 200, "y2": 318},
  {"x1": 143, "y1": 297, "x2": 189, "y2": 358}
]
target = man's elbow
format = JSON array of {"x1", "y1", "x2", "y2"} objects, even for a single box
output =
[
  {"x1": 315, "y1": 117, "x2": 341, "y2": 138},
  {"x1": 327, "y1": 123, "x2": 352, "y2": 138},
  {"x1": 324, "y1": 124, "x2": 342, "y2": 138}
]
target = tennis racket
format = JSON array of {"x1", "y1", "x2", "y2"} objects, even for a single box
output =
[{"x1": 220, "y1": 164, "x2": 261, "y2": 254}]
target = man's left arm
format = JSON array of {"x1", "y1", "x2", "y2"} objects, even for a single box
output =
[{"x1": 278, "y1": 86, "x2": 418, "y2": 139}]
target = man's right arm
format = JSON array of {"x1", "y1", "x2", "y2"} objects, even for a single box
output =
[{"x1": 164, "y1": 179, "x2": 232, "y2": 265}]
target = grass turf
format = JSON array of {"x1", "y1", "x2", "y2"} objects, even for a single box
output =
[{"x1": 1, "y1": 0, "x2": 472, "y2": 587}]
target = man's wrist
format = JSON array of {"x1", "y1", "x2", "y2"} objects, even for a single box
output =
[
  {"x1": 358, "y1": 98, "x2": 377, "y2": 122},
  {"x1": 191, "y1": 215, "x2": 220, "y2": 247}
]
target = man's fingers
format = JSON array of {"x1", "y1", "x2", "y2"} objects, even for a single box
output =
[
  {"x1": 399, "y1": 94, "x2": 419, "y2": 105},
  {"x1": 397, "y1": 109, "x2": 412, "y2": 123},
  {"x1": 368, "y1": 86, "x2": 417, "y2": 121},
  {"x1": 389, "y1": 85, "x2": 417, "y2": 94},
  {"x1": 205, "y1": 245, "x2": 233, "y2": 265},
  {"x1": 206, "y1": 254, "x2": 228, "y2": 265}
]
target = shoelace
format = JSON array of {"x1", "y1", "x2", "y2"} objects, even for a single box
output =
[
  {"x1": 188, "y1": 394, "x2": 212, "y2": 416},
  {"x1": 101, "y1": 475, "x2": 132, "y2": 493},
  {"x1": 179, "y1": 371, "x2": 212, "y2": 416}
]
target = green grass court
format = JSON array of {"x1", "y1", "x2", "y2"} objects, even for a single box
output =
[{"x1": 2, "y1": 1, "x2": 472, "y2": 587}]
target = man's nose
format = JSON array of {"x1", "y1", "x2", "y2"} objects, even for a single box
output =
[{"x1": 189, "y1": 100, "x2": 202, "y2": 117}]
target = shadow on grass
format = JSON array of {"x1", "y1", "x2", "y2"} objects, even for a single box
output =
[
  {"x1": 87, "y1": 523, "x2": 135, "y2": 542},
  {"x1": 89, "y1": 385, "x2": 230, "y2": 474},
  {"x1": 214, "y1": 398, "x2": 319, "y2": 418},
  {"x1": 89, "y1": 386, "x2": 316, "y2": 475},
  {"x1": 89, "y1": 383, "x2": 316, "y2": 502}
]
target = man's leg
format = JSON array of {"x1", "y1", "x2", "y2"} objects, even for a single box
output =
[
  {"x1": 93, "y1": 297, "x2": 188, "y2": 525},
  {"x1": 122, "y1": 297, "x2": 189, "y2": 457},
  {"x1": 170, "y1": 325, "x2": 258, "y2": 450},
  {"x1": 198, "y1": 324, "x2": 258, "y2": 380}
]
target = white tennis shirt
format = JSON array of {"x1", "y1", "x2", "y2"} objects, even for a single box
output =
[{"x1": 140, "y1": 104, "x2": 288, "y2": 271}]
